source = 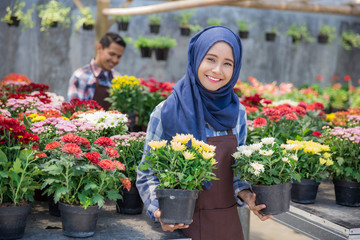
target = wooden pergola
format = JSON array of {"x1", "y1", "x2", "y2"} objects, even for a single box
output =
[{"x1": 72, "y1": 0, "x2": 360, "y2": 42}]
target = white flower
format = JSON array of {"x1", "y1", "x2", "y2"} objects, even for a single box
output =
[
  {"x1": 281, "y1": 144, "x2": 296, "y2": 151},
  {"x1": 250, "y1": 162, "x2": 265, "y2": 176},
  {"x1": 232, "y1": 151, "x2": 242, "y2": 159},
  {"x1": 282, "y1": 157, "x2": 290, "y2": 163},
  {"x1": 261, "y1": 137, "x2": 275, "y2": 145},
  {"x1": 243, "y1": 149, "x2": 253, "y2": 157},
  {"x1": 249, "y1": 143, "x2": 263, "y2": 151},
  {"x1": 259, "y1": 150, "x2": 274, "y2": 156}
]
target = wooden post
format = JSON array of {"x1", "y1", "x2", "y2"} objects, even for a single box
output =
[{"x1": 96, "y1": 0, "x2": 111, "y2": 43}]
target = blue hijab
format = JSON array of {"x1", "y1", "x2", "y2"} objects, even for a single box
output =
[{"x1": 161, "y1": 26, "x2": 242, "y2": 142}]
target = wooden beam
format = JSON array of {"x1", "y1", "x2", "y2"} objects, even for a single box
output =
[
  {"x1": 101, "y1": 0, "x2": 360, "y2": 17},
  {"x1": 102, "y1": 0, "x2": 249, "y2": 16},
  {"x1": 96, "y1": 0, "x2": 111, "y2": 44},
  {"x1": 72, "y1": 0, "x2": 85, "y2": 9}
]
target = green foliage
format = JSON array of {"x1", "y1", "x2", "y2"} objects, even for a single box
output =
[
  {"x1": 74, "y1": 7, "x2": 95, "y2": 32},
  {"x1": 0, "y1": 149, "x2": 41, "y2": 205},
  {"x1": 233, "y1": 138, "x2": 300, "y2": 185},
  {"x1": 286, "y1": 23, "x2": 315, "y2": 45},
  {"x1": 341, "y1": 30, "x2": 360, "y2": 50},
  {"x1": 237, "y1": 19, "x2": 256, "y2": 31},
  {"x1": 140, "y1": 134, "x2": 218, "y2": 190},
  {"x1": 152, "y1": 36, "x2": 177, "y2": 49},
  {"x1": 207, "y1": 18, "x2": 222, "y2": 26},
  {"x1": 114, "y1": 15, "x2": 131, "y2": 23},
  {"x1": 38, "y1": 0, "x2": 71, "y2": 32},
  {"x1": 0, "y1": 1, "x2": 35, "y2": 31},
  {"x1": 318, "y1": 24, "x2": 337, "y2": 44},
  {"x1": 148, "y1": 14, "x2": 162, "y2": 25},
  {"x1": 189, "y1": 23, "x2": 203, "y2": 33},
  {"x1": 134, "y1": 35, "x2": 157, "y2": 48},
  {"x1": 174, "y1": 10, "x2": 194, "y2": 27}
]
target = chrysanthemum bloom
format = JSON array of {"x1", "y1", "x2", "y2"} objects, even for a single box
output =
[
  {"x1": 312, "y1": 131, "x2": 322, "y2": 137},
  {"x1": 84, "y1": 152, "x2": 100, "y2": 164},
  {"x1": 148, "y1": 140, "x2": 167, "y2": 150},
  {"x1": 62, "y1": 143, "x2": 83, "y2": 158},
  {"x1": 114, "y1": 160, "x2": 125, "y2": 171},
  {"x1": 172, "y1": 133, "x2": 193, "y2": 144},
  {"x1": 34, "y1": 152, "x2": 47, "y2": 159},
  {"x1": 183, "y1": 151, "x2": 195, "y2": 160},
  {"x1": 285, "y1": 112, "x2": 299, "y2": 120},
  {"x1": 250, "y1": 162, "x2": 265, "y2": 176},
  {"x1": 94, "y1": 137, "x2": 116, "y2": 148},
  {"x1": 98, "y1": 159, "x2": 116, "y2": 170},
  {"x1": 171, "y1": 141, "x2": 186, "y2": 151},
  {"x1": 253, "y1": 117, "x2": 267, "y2": 128},
  {"x1": 120, "y1": 177, "x2": 131, "y2": 191},
  {"x1": 105, "y1": 147, "x2": 120, "y2": 158},
  {"x1": 201, "y1": 151, "x2": 215, "y2": 160},
  {"x1": 60, "y1": 134, "x2": 80, "y2": 143},
  {"x1": 78, "y1": 137, "x2": 91, "y2": 149},
  {"x1": 45, "y1": 141, "x2": 61, "y2": 150}
]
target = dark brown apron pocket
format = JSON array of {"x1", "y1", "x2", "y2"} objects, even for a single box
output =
[{"x1": 199, "y1": 204, "x2": 243, "y2": 240}]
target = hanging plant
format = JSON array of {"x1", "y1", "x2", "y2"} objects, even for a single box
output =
[
  {"x1": 1, "y1": 0, "x2": 34, "y2": 30},
  {"x1": 286, "y1": 23, "x2": 314, "y2": 46},
  {"x1": 38, "y1": 0, "x2": 71, "y2": 32},
  {"x1": 114, "y1": 16, "x2": 131, "y2": 31},
  {"x1": 174, "y1": 10, "x2": 194, "y2": 36},
  {"x1": 237, "y1": 19, "x2": 256, "y2": 39},
  {"x1": 265, "y1": 24, "x2": 281, "y2": 42},
  {"x1": 341, "y1": 30, "x2": 360, "y2": 50},
  {"x1": 207, "y1": 18, "x2": 222, "y2": 27},
  {"x1": 318, "y1": 24, "x2": 336, "y2": 44},
  {"x1": 148, "y1": 14, "x2": 162, "y2": 34},
  {"x1": 74, "y1": 7, "x2": 95, "y2": 32}
]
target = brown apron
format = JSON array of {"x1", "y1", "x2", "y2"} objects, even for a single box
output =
[
  {"x1": 182, "y1": 130, "x2": 244, "y2": 240},
  {"x1": 90, "y1": 63, "x2": 111, "y2": 111}
]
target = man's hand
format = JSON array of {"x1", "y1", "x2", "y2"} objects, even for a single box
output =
[
  {"x1": 238, "y1": 189, "x2": 273, "y2": 221},
  {"x1": 154, "y1": 209, "x2": 191, "y2": 232}
]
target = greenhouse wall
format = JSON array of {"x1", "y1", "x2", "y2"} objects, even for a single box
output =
[{"x1": 0, "y1": 0, "x2": 359, "y2": 99}]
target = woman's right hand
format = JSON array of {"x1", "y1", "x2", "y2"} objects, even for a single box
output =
[{"x1": 154, "y1": 209, "x2": 191, "y2": 232}]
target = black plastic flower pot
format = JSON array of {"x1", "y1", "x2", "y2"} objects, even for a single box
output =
[
  {"x1": 48, "y1": 195, "x2": 61, "y2": 217},
  {"x1": 238, "y1": 31, "x2": 249, "y2": 39},
  {"x1": 154, "y1": 48, "x2": 169, "y2": 61},
  {"x1": 149, "y1": 24, "x2": 160, "y2": 34},
  {"x1": 252, "y1": 182, "x2": 292, "y2": 215},
  {"x1": 265, "y1": 32, "x2": 276, "y2": 42},
  {"x1": 156, "y1": 189, "x2": 198, "y2": 224},
  {"x1": 116, "y1": 186, "x2": 143, "y2": 215},
  {"x1": 58, "y1": 202, "x2": 101, "y2": 238},
  {"x1": 0, "y1": 203, "x2": 32, "y2": 240},
  {"x1": 180, "y1": 27, "x2": 191, "y2": 36},
  {"x1": 83, "y1": 23, "x2": 94, "y2": 31},
  {"x1": 317, "y1": 34, "x2": 329, "y2": 44},
  {"x1": 333, "y1": 179, "x2": 360, "y2": 207},
  {"x1": 8, "y1": 16, "x2": 20, "y2": 27},
  {"x1": 140, "y1": 47, "x2": 153, "y2": 58},
  {"x1": 291, "y1": 178, "x2": 320, "y2": 204},
  {"x1": 292, "y1": 36, "x2": 302, "y2": 44},
  {"x1": 117, "y1": 21, "x2": 129, "y2": 31},
  {"x1": 50, "y1": 21, "x2": 58, "y2": 28}
]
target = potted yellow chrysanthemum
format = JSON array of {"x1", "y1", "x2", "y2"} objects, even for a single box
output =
[
  {"x1": 284, "y1": 140, "x2": 332, "y2": 204},
  {"x1": 139, "y1": 133, "x2": 218, "y2": 224}
]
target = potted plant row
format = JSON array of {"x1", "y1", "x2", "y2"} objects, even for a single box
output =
[
  {"x1": 134, "y1": 35, "x2": 177, "y2": 60},
  {"x1": 74, "y1": 7, "x2": 95, "y2": 32},
  {"x1": 139, "y1": 133, "x2": 218, "y2": 224},
  {"x1": 286, "y1": 23, "x2": 315, "y2": 46},
  {"x1": 318, "y1": 24, "x2": 336, "y2": 44}
]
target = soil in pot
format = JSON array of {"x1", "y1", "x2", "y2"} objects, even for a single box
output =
[
  {"x1": 0, "y1": 203, "x2": 32, "y2": 240},
  {"x1": 333, "y1": 179, "x2": 360, "y2": 207},
  {"x1": 291, "y1": 178, "x2": 320, "y2": 204},
  {"x1": 156, "y1": 189, "x2": 198, "y2": 224},
  {"x1": 252, "y1": 182, "x2": 292, "y2": 215},
  {"x1": 116, "y1": 186, "x2": 143, "y2": 215},
  {"x1": 58, "y1": 202, "x2": 101, "y2": 238}
]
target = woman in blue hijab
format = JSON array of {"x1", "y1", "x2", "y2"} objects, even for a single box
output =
[{"x1": 137, "y1": 26, "x2": 272, "y2": 240}]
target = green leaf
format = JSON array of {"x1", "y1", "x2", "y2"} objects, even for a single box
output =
[
  {"x1": 54, "y1": 187, "x2": 68, "y2": 203},
  {"x1": 139, "y1": 162, "x2": 150, "y2": 171},
  {"x1": 12, "y1": 158, "x2": 22, "y2": 173},
  {"x1": 0, "y1": 149, "x2": 8, "y2": 163}
]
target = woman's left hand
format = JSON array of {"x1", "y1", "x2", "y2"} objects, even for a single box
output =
[{"x1": 238, "y1": 189, "x2": 273, "y2": 221}]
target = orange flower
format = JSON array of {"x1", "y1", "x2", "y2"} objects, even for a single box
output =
[
  {"x1": 120, "y1": 177, "x2": 131, "y2": 191},
  {"x1": 98, "y1": 159, "x2": 116, "y2": 171},
  {"x1": 61, "y1": 143, "x2": 83, "y2": 158},
  {"x1": 84, "y1": 152, "x2": 100, "y2": 165},
  {"x1": 45, "y1": 142, "x2": 61, "y2": 150}
]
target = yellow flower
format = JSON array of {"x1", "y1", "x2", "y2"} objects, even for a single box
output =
[
  {"x1": 326, "y1": 159, "x2": 334, "y2": 166},
  {"x1": 29, "y1": 113, "x2": 39, "y2": 119},
  {"x1": 148, "y1": 140, "x2": 167, "y2": 150},
  {"x1": 326, "y1": 113, "x2": 336, "y2": 121},
  {"x1": 172, "y1": 133, "x2": 193, "y2": 144},
  {"x1": 201, "y1": 151, "x2": 215, "y2": 160},
  {"x1": 319, "y1": 158, "x2": 327, "y2": 165},
  {"x1": 323, "y1": 152, "x2": 331, "y2": 159},
  {"x1": 183, "y1": 151, "x2": 195, "y2": 160},
  {"x1": 60, "y1": 116, "x2": 70, "y2": 121},
  {"x1": 170, "y1": 141, "x2": 186, "y2": 151},
  {"x1": 32, "y1": 116, "x2": 47, "y2": 122}
]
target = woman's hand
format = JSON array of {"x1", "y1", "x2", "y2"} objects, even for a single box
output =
[
  {"x1": 154, "y1": 209, "x2": 191, "y2": 232},
  {"x1": 238, "y1": 189, "x2": 273, "y2": 221}
]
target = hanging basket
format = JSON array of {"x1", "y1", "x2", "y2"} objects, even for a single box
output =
[
  {"x1": 149, "y1": 24, "x2": 160, "y2": 34},
  {"x1": 291, "y1": 178, "x2": 320, "y2": 204},
  {"x1": 317, "y1": 34, "x2": 329, "y2": 44},
  {"x1": 265, "y1": 32, "x2": 276, "y2": 42},
  {"x1": 0, "y1": 203, "x2": 32, "y2": 240},
  {"x1": 116, "y1": 186, "x2": 143, "y2": 215},
  {"x1": 180, "y1": 27, "x2": 191, "y2": 36},
  {"x1": 238, "y1": 31, "x2": 249, "y2": 39},
  {"x1": 156, "y1": 189, "x2": 198, "y2": 224},
  {"x1": 50, "y1": 21, "x2": 58, "y2": 28},
  {"x1": 333, "y1": 179, "x2": 360, "y2": 207},
  {"x1": 7, "y1": 16, "x2": 20, "y2": 27},
  {"x1": 117, "y1": 21, "x2": 129, "y2": 31},
  {"x1": 154, "y1": 48, "x2": 169, "y2": 61},
  {"x1": 82, "y1": 23, "x2": 94, "y2": 31},
  {"x1": 58, "y1": 202, "x2": 101, "y2": 238},
  {"x1": 140, "y1": 47, "x2": 153, "y2": 58},
  {"x1": 252, "y1": 182, "x2": 292, "y2": 215}
]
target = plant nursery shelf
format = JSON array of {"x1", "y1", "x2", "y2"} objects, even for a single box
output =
[{"x1": 273, "y1": 181, "x2": 360, "y2": 240}]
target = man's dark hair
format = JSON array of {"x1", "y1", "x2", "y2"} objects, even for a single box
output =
[{"x1": 99, "y1": 32, "x2": 126, "y2": 48}]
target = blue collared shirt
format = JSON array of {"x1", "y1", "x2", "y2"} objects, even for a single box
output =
[{"x1": 136, "y1": 100, "x2": 251, "y2": 221}]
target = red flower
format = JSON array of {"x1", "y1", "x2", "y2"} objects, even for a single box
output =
[
  {"x1": 105, "y1": 147, "x2": 120, "y2": 158},
  {"x1": 312, "y1": 131, "x2": 322, "y2": 137},
  {"x1": 98, "y1": 159, "x2": 116, "y2": 170},
  {"x1": 78, "y1": 137, "x2": 91, "y2": 149},
  {"x1": 294, "y1": 106, "x2": 306, "y2": 116},
  {"x1": 262, "y1": 99, "x2": 272, "y2": 104},
  {"x1": 344, "y1": 75, "x2": 351, "y2": 82},
  {"x1": 60, "y1": 134, "x2": 80, "y2": 143},
  {"x1": 332, "y1": 75, "x2": 339, "y2": 80},
  {"x1": 61, "y1": 143, "x2": 83, "y2": 158},
  {"x1": 308, "y1": 102, "x2": 324, "y2": 111},
  {"x1": 114, "y1": 160, "x2": 125, "y2": 171},
  {"x1": 316, "y1": 75, "x2": 323, "y2": 82},
  {"x1": 45, "y1": 141, "x2": 61, "y2": 150},
  {"x1": 120, "y1": 177, "x2": 131, "y2": 191},
  {"x1": 84, "y1": 152, "x2": 100, "y2": 165},
  {"x1": 94, "y1": 137, "x2": 115, "y2": 148},
  {"x1": 34, "y1": 152, "x2": 47, "y2": 159},
  {"x1": 285, "y1": 112, "x2": 298, "y2": 120},
  {"x1": 253, "y1": 117, "x2": 267, "y2": 128}
]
